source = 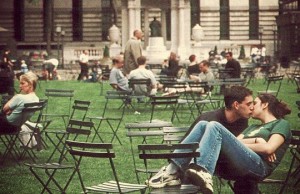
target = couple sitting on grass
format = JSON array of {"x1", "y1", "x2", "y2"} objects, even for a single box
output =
[{"x1": 146, "y1": 86, "x2": 291, "y2": 194}]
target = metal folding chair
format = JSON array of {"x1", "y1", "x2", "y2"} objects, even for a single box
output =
[
  {"x1": 128, "y1": 78, "x2": 152, "y2": 100},
  {"x1": 163, "y1": 80, "x2": 195, "y2": 121},
  {"x1": 257, "y1": 75, "x2": 284, "y2": 97},
  {"x1": 66, "y1": 140, "x2": 147, "y2": 193},
  {"x1": 99, "y1": 65, "x2": 111, "y2": 96},
  {"x1": 163, "y1": 126, "x2": 190, "y2": 144},
  {"x1": 188, "y1": 81, "x2": 221, "y2": 115},
  {"x1": 88, "y1": 90, "x2": 127, "y2": 144},
  {"x1": 45, "y1": 100, "x2": 91, "y2": 162},
  {"x1": 43, "y1": 89, "x2": 74, "y2": 128},
  {"x1": 126, "y1": 121, "x2": 172, "y2": 183},
  {"x1": 138, "y1": 143, "x2": 200, "y2": 194},
  {"x1": 149, "y1": 95, "x2": 180, "y2": 123},
  {"x1": 0, "y1": 100, "x2": 47, "y2": 164},
  {"x1": 24, "y1": 120, "x2": 94, "y2": 194}
]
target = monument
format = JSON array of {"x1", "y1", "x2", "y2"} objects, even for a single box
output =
[
  {"x1": 108, "y1": 24, "x2": 121, "y2": 57},
  {"x1": 147, "y1": 17, "x2": 168, "y2": 64}
]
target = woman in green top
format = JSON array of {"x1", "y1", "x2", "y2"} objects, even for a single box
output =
[{"x1": 146, "y1": 93, "x2": 291, "y2": 194}]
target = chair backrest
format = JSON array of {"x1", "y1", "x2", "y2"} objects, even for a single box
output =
[
  {"x1": 188, "y1": 81, "x2": 210, "y2": 94},
  {"x1": 22, "y1": 100, "x2": 48, "y2": 127},
  {"x1": 44, "y1": 89, "x2": 74, "y2": 126},
  {"x1": 102, "y1": 90, "x2": 129, "y2": 117},
  {"x1": 126, "y1": 121, "x2": 172, "y2": 183},
  {"x1": 163, "y1": 126, "x2": 190, "y2": 144},
  {"x1": 65, "y1": 140, "x2": 123, "y2": 192},
  {"x1": 138, "y1": 143, "x2": 200, "y2": 179},
  {"x1": 66, "y1": 119, "x2": 93, "y2": 139},
  {"x1": 128, "y1": 78, "x2": 152, "y2": 96},
  {"x1": 149, "y1": 95, "x2": 179, "y2": 122},
  {"x1": 69, "y1": 100, "x2": 91, "y2": 121},
  {"x1": 218, "y1": 68, "x2": 235, "y2": 79},
  {"x1": 265, "y1": 75, "x2": 284, "y2": 97},
  {"x1": 219, "y1": 78, "x2": 246, "y2": 86}
]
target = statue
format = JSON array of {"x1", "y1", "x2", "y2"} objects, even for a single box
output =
[{"x1": 149, "y1": 17, "x2": 162, "y2": 37}]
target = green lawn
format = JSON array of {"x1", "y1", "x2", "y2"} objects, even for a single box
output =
[{"x1": 0, "y1": 78, "x2": 299, "y2": 194}]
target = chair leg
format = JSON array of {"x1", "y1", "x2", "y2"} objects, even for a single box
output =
[
  {"x1": 45, "y1": 132, "x2": 68, "y2": 163},
  {"x1": 0, "y1": 134, "x2": 21, "y2": 164},
  {"x1": 106, "y1": 119, "x2": 122, "y2": 145}
]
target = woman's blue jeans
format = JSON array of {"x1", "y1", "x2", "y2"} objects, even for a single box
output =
[{"x1": 172, "y1": 121, "x2": 268, "y2": 180}]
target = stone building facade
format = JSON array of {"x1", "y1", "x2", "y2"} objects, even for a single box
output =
[{"x1": 0, "y1": 0, "x2": 285, "y2": 63}]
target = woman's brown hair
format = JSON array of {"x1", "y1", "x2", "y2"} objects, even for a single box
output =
[{"x1": 258, "y1": 93, "x2": 291, "y2": 119}]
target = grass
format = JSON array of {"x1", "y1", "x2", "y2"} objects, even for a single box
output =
[{"x1": 0, "y1": 78, "x2": 299, "y2": 194}]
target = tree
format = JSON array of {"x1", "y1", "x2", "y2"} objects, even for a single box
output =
[
  {"x1": 214, "y1": 45, "x2": 218, "y2": 55},
  {"x1": 238, "y1": 45, "x2": 246, "y2": 59},
  {"x1": 103, "y1": 45, "x2": 110, "y2": 58}
]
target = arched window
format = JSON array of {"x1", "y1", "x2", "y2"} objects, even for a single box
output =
[
  {"x1": 220, "y1": 0, "x2": 229, "y2": 40},
  {"x1": 249, "y1": 0, "x2": 259, "y2": 40}
]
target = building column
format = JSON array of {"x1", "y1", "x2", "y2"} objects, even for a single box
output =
[
  {"x1": 121, "y1": 1, "x2": 129, "y2": 50},
  {"x1": 128, "y1": 0, "x2": 141, "y2": 35},
  {"x1": 177, "y1": 0, "x2": 190, "y2": 60},
  {"x1": 161, "y1": 10, "x2": 167, "y2": 45},
  {"x1": 144, "y1": 9, "x2": 149, "y2": 49},
  {"x1": 170, "y1": 0, "x2": 179, "y2": 52}
]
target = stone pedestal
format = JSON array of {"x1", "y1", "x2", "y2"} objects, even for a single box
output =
[
  {"x1": 146, "y1": 37, "x2": 168, "y2": 63},
  {"x1": 109, "y1": 43, "x2": 122, "y2": 58}
]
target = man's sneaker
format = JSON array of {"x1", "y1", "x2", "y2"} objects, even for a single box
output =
[
  {"x1": 145, "y1": 166, "x2": 181, "y2": 188},
  {"x1": 185, "y1": 164, "x2": 213, "y2": 194}
]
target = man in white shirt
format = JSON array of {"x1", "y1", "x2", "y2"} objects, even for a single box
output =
[
  {"x1": 128, "y1": 56, "x2": 158, "y2": 96},
  {"x1": 43, "y1": 58, "x2": 59, "y2": 80},
  {"x1": 77, "y1": 50, "x2": 89, "y2": 80}
]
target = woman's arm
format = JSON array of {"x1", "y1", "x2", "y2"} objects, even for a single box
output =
[
  {"x1": 243, "y1": 134, "x2": 285, "y2": 155},
  {"x1": 2, "y1": 99, "x2": 13, "y2": 115}
]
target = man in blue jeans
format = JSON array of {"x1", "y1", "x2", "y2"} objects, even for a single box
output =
[
  {"x1": 148, "y1": 86, "x2": 259, "y2": 193},
  {"x1": 147, "y1": 90, "x2": 291, "y2": 194},
  {"x1": 184, "y1": 86, "x2": 259, "y2": 193}
]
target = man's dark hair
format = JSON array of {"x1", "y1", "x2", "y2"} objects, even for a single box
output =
[
  {"x1": 200, "y1": 60, "x2": 210, "y2": 67},
  {"x1": 112, "y1": 58, "x2": 118, "y2": 64},
  {"x1": 226, "y1": 51, "x2": 233, "y2": 57},
  {"x1": 224, "y1": 86, "x2": 252, "y2": 109},
  {"x1": 137, "y1": 56, "x2": 146, "y2": 66}
]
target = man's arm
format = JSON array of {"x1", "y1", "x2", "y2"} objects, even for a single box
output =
[{"x1": 131, "y1": 41, "x2": 142, "y2": 64}]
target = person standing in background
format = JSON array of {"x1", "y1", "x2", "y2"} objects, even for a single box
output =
[
  {"x1": 1, "y1": 48, "x2": 14, "y2": 71},
  {"x1": 123, "y1": 30, "x2": 143, "y2": 75},
  {"x1": 225, "y1": 51, "x2": 241, "y2": 78},
  {"x1": 1, "y1": 48, "x2": 15, "y2": 95},
  {"x1": 77, "y1": 50, "x2": 89, "y2": 81}
]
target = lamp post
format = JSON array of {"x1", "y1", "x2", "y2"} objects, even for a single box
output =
[
  {"x1": 272, "y1": 24, "x2": 277, "y2": 57},
  {"x1": 55, "y1": 25, "x2": 62, "y2": 67},
  {"x1": 259, "y1": 26, "x2": 264, "y2": 47},
  {"x1": 61, "y1": 30, "x2": 65, "y2": 68}
]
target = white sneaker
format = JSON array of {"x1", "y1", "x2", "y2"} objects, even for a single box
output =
[
  {"x1": 185, "y1": 165, "x2": 213, "y2": 194},
  {"x1": 145, "y1": 166, "x2": 181, "y2": 188}
]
